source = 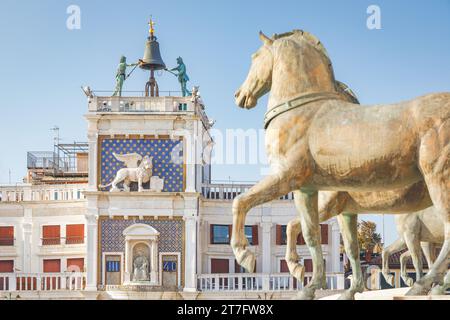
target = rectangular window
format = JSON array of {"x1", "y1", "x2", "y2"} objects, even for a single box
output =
[
  {"x1": 66, "y1": 224, "x2": 84, "y2": 244},
  {"x1": 0, "y1": 226, "x2": 14, "y2": 246},
  {"x1": 106, "y1": 260, "x2": 120, "y2": 272},
  {"x1": 280, "y1": 259, "x2": 289, "y2": 273},
  {"x1": 42, "y1": 225, "x2": 61, "y2": 245},
  {"x1": 43, "y1": 259, "x2": 61, "y2": 290},
  {"x1": 0, "y1": 260, "x2": 14, "y2": 273},
  {"x1": 244, "y1": 225, "x2": 259, "y2": 246},
  {"x1": 211, "y1": 258, "x2": 229, "y2": 273},
  {"x1": 67, "y1": 258, "x2": 84, "y2": 272},
  {"x1": 210, "y1": 225, "x2": 231, "y2": 244},
  {"x1": 43, "y1": 259, "x2": 61, "y2": 273},
  {"x1": 276, "y1": 225, "x2": 288, "y2": 245},
  {"x1": 235, "y1": 259, "x2": 257, "y2": 273}
]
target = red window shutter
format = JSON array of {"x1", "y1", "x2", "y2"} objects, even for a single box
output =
[
  {"x1": 228, "y1": 225, "x2": 232, "y2": 243},
  {"x1": 320, "y1": 224, "x2": 329, "y2": 245},
  {"x1": 276, "y1": 225, "x2": 282, "y2": 245},
  {"x1": 252, "y1": 225, "x2": 259, "y2": 245},
  {"x1": 0, "y1": 226, "x2": 14, "y2": 246},
  {"x1": 67, "y1": 258, "x2": 84, "y2": 272},
  {"x1": 43, "y1": 259, "x2": 61, "y2": 273},
  {"x1": 66, "y1": 224, "x2": 84, "y2": 244},
  {"x1": 0, "y1": 260, "x2": 14, "y2": 273},
  {"x1": 280, "y1": 259, "x2": 289, "y2": 273},
  {"x1": 235, "y1": 260, "x2": 241, "y2": 273},
  {"x1": 43, "y1": 225, "x2": 60, "y2": 245},
  {"x1": 304, "y1": 259, "x2": 313, "y2": 273},
  {"x1": 211, "y1": 258, "x2": 229, "y2": 273}
]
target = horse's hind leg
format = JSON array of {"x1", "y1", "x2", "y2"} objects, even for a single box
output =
[
  {"x1": 336, "y1": 213, "x2": 364, "y2": 300},
  {"x1": 285, "y1": 218, "x2": 304, "y2": 281},
  {"x1": 408, "y1": 122, "x2": 450, "y2": 295},
  {"x1": 382, "y1": 237, "x2": 406, "y2": 286},
  {"x1": 399, "y1": 251, "x2": 414, "y2": 287},
  {"x1": 294, "y1": 190, "x2": 326, "y2": 300},
  {"x1": 421, "y1": 242, "x2": 436, "y2": 271},
  {"x1": 404, "y1": 231, "x2": 423, "y2": 283}
]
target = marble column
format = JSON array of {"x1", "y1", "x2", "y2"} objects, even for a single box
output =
[
  {"x1": 183, "y1": 214, "x2": 197, "y2": 292},
  {"x1": 21, "y1": 209, "x2": 33, "y2": 273},
  {"x1": 150, "y1": 239, "x2": 158, "y2": 284},
  {"x1": 85, "y1": 213, "x2": 99, "y2": 291},
  {"x1": 261, "y1": 221, "x2": 273, "y2": 274}
]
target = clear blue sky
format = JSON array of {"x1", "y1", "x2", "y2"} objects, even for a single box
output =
[{"x1": 0, "y1": 0, "x2": 449, "y2": 245}]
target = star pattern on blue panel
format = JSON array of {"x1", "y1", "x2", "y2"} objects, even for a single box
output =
[{"x1": 100, "y1": 139, "x2": 184, "y2": 192}]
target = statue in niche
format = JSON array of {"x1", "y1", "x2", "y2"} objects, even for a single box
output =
[{"x1": 132, "y1": 248, "x2": 150, "y2": 282}]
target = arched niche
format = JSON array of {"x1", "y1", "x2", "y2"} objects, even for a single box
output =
[{"x1": 123, "y1": 224, "x2": 159, "y2": 285}]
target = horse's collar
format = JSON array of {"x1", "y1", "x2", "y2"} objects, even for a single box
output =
[{"x1": 264, "y1": 92, "x2": 341, "y2": 129}]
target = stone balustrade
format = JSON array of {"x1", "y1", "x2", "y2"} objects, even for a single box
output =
[
  {"x1": 201, "y1": 183, "x2": 294, "y2": 200},
  {"x1": 0, "y1": 184, "x2": 88, "y2": 202},
  {"x1": 197, "y1": 272, "x2": 345, "y2": 291},
  {"x1": 0, "y1": 272, "x2": 86, "y2": 291}
]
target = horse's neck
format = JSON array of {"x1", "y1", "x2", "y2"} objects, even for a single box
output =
[{"x1": 268, "y1": 43, "x2": 337, "y2": 110}]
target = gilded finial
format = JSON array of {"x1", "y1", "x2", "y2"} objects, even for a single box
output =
[{"x1": 148, "y1": 16, "x2": 155, "y2": 38}]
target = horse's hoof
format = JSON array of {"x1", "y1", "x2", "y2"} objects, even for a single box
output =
[
  {"x1": 239, "y1": 250, "x2": 255, "y2": 273},
  {"x1": 402, "y1": 276, "x2": 414, "y2": 287},
  {"x1": 383, "y1": 274, "x2": 395, "y2": 287},
  {"x1": 337, "y1": 291, "x2": 355, "y2": 300},
  {"x1": 293, "y1": 288, "x2": 315, "y2": 300},
  {"x1": 405, "y1": 282, "x2": 429, "y2": 296},
  {"x1": 429, "y1": 285, "x2": 446, "y2": 296},
  {"x1": 292, "y1": 265, "x2": 305, "y2": 282}
]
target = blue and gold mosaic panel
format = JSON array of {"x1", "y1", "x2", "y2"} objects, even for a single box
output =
[
  {"x1": 99, "y1": 218, "x2": 184, "y2": 284},
  {"x1": 99, "y1": 138, "x2": 184, "y2": 192}
]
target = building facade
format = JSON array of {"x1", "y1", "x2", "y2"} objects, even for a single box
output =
[{"x1": 0, "y1": 91, "x2": 345, "y2": 298}]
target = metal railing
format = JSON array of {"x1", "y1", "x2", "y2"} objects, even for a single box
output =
[
  {"x1": 201, "y1": 183, "x2": 294, "y2": 200},
  {"x1": 0, "y1": 272, "x2": 86, "y2": 291},
  {"x1": 0, "y1": 184, "x2": 87, "y2": 202},
  {"x1": 41, "y1": 237, "x2": 86, "y2": 246},
  {"x1": 197, "y1": 272, "x2": 345, "y2": 292}
]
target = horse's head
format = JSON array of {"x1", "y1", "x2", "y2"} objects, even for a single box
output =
[
  {"x1": 235, "y1": 32, "x2": 274, "y2": 109},
  {"x1": 235, "y1": 30, "x2": 337, "y2": 110}
]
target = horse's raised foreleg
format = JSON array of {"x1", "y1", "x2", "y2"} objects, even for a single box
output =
[
  {"x1": 337, "y1": 213, "x2": 364, "y2": 300},
  {"x1": 293, "y1": 189, "x2": 326, "y2": 300},
  {"x1": 381, "y1": 237, "x2": 406, "y2": 286},
  {"x1": 285, "y1": 218, "x2": 304, "y2": 281},
  {"x1": 231, "y1": 172, "x2": 294, "y2": 272}
]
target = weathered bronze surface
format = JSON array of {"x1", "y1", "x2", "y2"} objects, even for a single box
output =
[{"x1": 231, "y1": 29, "x2": 449, "y2": 299}]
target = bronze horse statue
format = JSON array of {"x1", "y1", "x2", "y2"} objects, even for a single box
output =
[{"x1": 232, "y1": 29, "x2": 449, "y2": 299}]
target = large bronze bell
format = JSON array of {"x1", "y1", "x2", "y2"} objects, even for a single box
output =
[{"x1": 140, "y1": 36, "x2": 166, "y2": 71}]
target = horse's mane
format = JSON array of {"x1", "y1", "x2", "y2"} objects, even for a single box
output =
[
  {"x1": 271, "y1": 30, "x2": 360, "y2": 103},
  {"x1": 272, "y1": 29, "x2": 331, "y2": 64}
]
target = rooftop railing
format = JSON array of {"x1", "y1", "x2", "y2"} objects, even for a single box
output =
[
  {"x1": 0, "y1": 184, "x2": 88, "y2": 202},
  {"x1": 201, "y1": 182, "x2": 294, "y2": 201}
]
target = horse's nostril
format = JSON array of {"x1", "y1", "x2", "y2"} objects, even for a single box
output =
[{"x1": 234, "y1": 90, "x2": 240, "y2": 98}]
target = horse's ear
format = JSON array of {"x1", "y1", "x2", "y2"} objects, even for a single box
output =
[{"x1": 259, "y1": 31, "x2": 273, "y2": 46}]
